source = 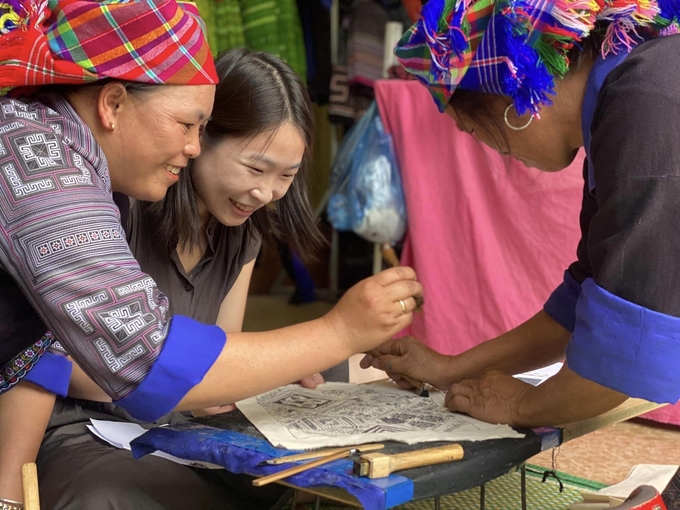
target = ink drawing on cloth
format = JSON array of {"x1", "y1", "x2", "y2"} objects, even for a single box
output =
[{"x1": 236, "y1": 382, "x2": 524, "y2": 449}]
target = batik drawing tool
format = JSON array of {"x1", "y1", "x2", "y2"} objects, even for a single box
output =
[{"x1": 263, "y1": 443, "x2": 384, "y2": 465}]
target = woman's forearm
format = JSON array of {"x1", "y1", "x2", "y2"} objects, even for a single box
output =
[
  {"x1": 66, "y1": 321, "x2": 343, "y2": 411},
  {"x1": 445, "y1": 310, "x2": 571, "y2": 387},
  {"x1": 178, "y1": 267, "x2": 420, "y2": 411},
  {"x1": 0, "y1": 381, "x2": 56, "y2": 501},
  {"x1": 514, "y1": 364, "x2": 628, "y2": 427},
  {"x1": 69, "y1": 359, "x2": 112, "y2": 402},
  {"x1": 177, "y1": 317, "x2": 352, "y2": 410}
]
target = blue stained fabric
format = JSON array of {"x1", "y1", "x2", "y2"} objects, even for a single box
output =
[
  {"x1": 543, "y1": 270, "x2": 582, "y2": 332},
  {"x1": 131, "y1": 422, "x2": 414, "y2": 510},
  {"x1": 23, "y1": 351, "x2": 73, "y2": 396},
  {"x1": 567, "y1": 278, "x2": 680, "y2": 404},
  {"x1": 531, "y1": 427, "x2": 562, "y2": 451},
  {"x1": 115, "y1": 316, "x2": 226, "y2": 422},
  {"x1": 581, "y1": 49, "x2": 632, "y2": 194}
]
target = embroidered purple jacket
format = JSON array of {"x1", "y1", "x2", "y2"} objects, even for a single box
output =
[{"x1": 0, "y1": 94, "x2": 225, "y2": 421}]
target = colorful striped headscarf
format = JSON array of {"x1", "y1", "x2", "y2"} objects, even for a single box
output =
[
  {"x1": 395, "y1": 0, "x2": 680, "y2": 117},
  {"x1": 0, "y1": 0, "x2": 218, "y2": 94}
]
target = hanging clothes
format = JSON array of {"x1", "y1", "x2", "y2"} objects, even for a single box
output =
[
  {"x1": 346, "y1": 0, "x2": 388, "y2": 86},
  {"x1": 240, "y1": 0, "x2": 307, "y2": 78},
  {"x1": 296, "y1": 0, "x2": 332, "y2": 104},
  {"x1": 213, "y1": 0, "x2": 247, "y2": 53},
  {"x1": 373, "y1": 80, "x2": 584, "y2": 356},
  {"x1": 194, "y1": 0, "x2": 219, "y2": 54},
  {"x1": 329, "y1": 0, "x2": 389, "y2": 126}
]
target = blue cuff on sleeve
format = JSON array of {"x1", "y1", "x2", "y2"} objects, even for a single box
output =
[
  {"x1": 24, "y1": 352, "x2": 73, "y2": 397},
  {"x1": 543, "y1": 270, "x2": 582, "y2": 332},
  {"x1": 566, "y1": 278, "x2": 680, "y2": 404},
  {"x1": 115, "y1": 316, "x2": 226, "y2": 422}
]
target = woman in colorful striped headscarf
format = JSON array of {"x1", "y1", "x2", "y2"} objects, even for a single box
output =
[
  {"x1": 364, "y1": 0, "x2": 680, "y2": 427},
  {"x1": 0, "y1": 1, "x2": 422, "y2": 507},
  {"x1": 0, "y1": 0, "x2": 217, "y2": 504}
]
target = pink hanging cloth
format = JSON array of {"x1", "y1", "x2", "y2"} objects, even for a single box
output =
[{"x1": 374, "y1": 79, "x2": 583, "y2": 353}]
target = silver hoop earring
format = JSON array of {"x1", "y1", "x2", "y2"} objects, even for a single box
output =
[{"x1": 504, "y1": 104, "x2": 533, "y2": 131}]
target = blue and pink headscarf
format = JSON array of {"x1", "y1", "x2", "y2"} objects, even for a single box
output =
[{"x1": 396, "y1": 0, "x2": 680, "y2": 116}]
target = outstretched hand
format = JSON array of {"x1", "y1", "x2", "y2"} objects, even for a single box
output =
[
  {"x1": 360, "y1": 336, "x2": 453, "y2": 390},
  {"x1": 444, "y1": 371, "x2": 533, "y2": 426},
  {"x1": 191, "y1": 374, "x2": 326, "y2": 417}
]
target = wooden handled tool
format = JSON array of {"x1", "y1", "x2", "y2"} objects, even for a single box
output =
[
  {"x1": 380, "y1": 243, "x2": 401, "y2": 268},
  {"x1": 264, "y1": 443, "x2": 384, "y2": 465},
  {"x1": 22, "y1": 463, "x2": 40, "y2": 510},
  {"x1": 353, "y1": 444, "x2": 464, "y2": 479},
  {"x1": 253, "y1": 444, "x2": 386, "y2": 487}
]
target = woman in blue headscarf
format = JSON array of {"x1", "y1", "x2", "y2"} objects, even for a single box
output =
[{"x1": 364, "y1": 0, "x2": 680, "y2": 427}]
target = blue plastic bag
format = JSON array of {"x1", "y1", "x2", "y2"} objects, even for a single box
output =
[{"x1": 327, "y1": 103, "x2": 407, "y2": 244}]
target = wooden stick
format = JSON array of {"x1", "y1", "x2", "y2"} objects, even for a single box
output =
[
  {"x1": 265, "y1": 443, "x2": 384, "y2": 465},
  {"x1": 21, "y1": 463, "x2": 40, "y2": 510},
  {"x1": 380, "y1": 243, "x2": 401, "y2": 268},
  {"x1": 253, "y1": 449, "x2": 352, "y2": 487}
]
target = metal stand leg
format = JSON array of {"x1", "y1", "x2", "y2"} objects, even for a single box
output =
[
  {"x1": 270, "y1": 488, "x2": 295, "y2": 510},
  {"x1": 327, "y1": 114, "x2": 340, "y2": 302},
  {"x1": 521, "y1": 463, "x2": 527, "y2": 510},
  {"x1": 314, "y1": 495, "x2": 321, "y2": 510},
  {"x1": 480, "y1": 483, "x2": 486, "y2": 510},
  {"x1": 434, "y1": 496, "x2": 441, "y2": 510},
  {"x1": 290, "y1": 490, "x2": 297, "y2": 510}
]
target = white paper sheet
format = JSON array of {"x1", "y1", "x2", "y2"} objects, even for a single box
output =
[
  {"x1": 87, "y1": 419, "x2": 222, "y2": 469},
  {"x1": 236, "y1": 382, "x2": 525, "y2": 450},
  {"x1": 572, "y1": 464, "x2": 678, "y2": 509},
  {"x1": 513, "y1": 362, "x2": 564, "y2": 386},
  {"x1": 595, "y1": 464, "x2": 678, "y2": 498}
]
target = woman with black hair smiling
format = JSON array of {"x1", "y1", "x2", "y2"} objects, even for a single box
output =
[{"x1": 2, "y1": 45, "x2": 422, "y2": 509}]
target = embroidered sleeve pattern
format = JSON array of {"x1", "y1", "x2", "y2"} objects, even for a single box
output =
[{"x1": 0, "y1": 98, "x2": 174, "y2": 400}]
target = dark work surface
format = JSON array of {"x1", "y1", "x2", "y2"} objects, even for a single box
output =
[{"x1": 195, "y1": 411, "x2": 543, "y2": 501}]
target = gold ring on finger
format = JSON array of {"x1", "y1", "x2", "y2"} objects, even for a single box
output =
[{"x1": 399, "y1": 299, "x2": 406, "y2": 314}]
